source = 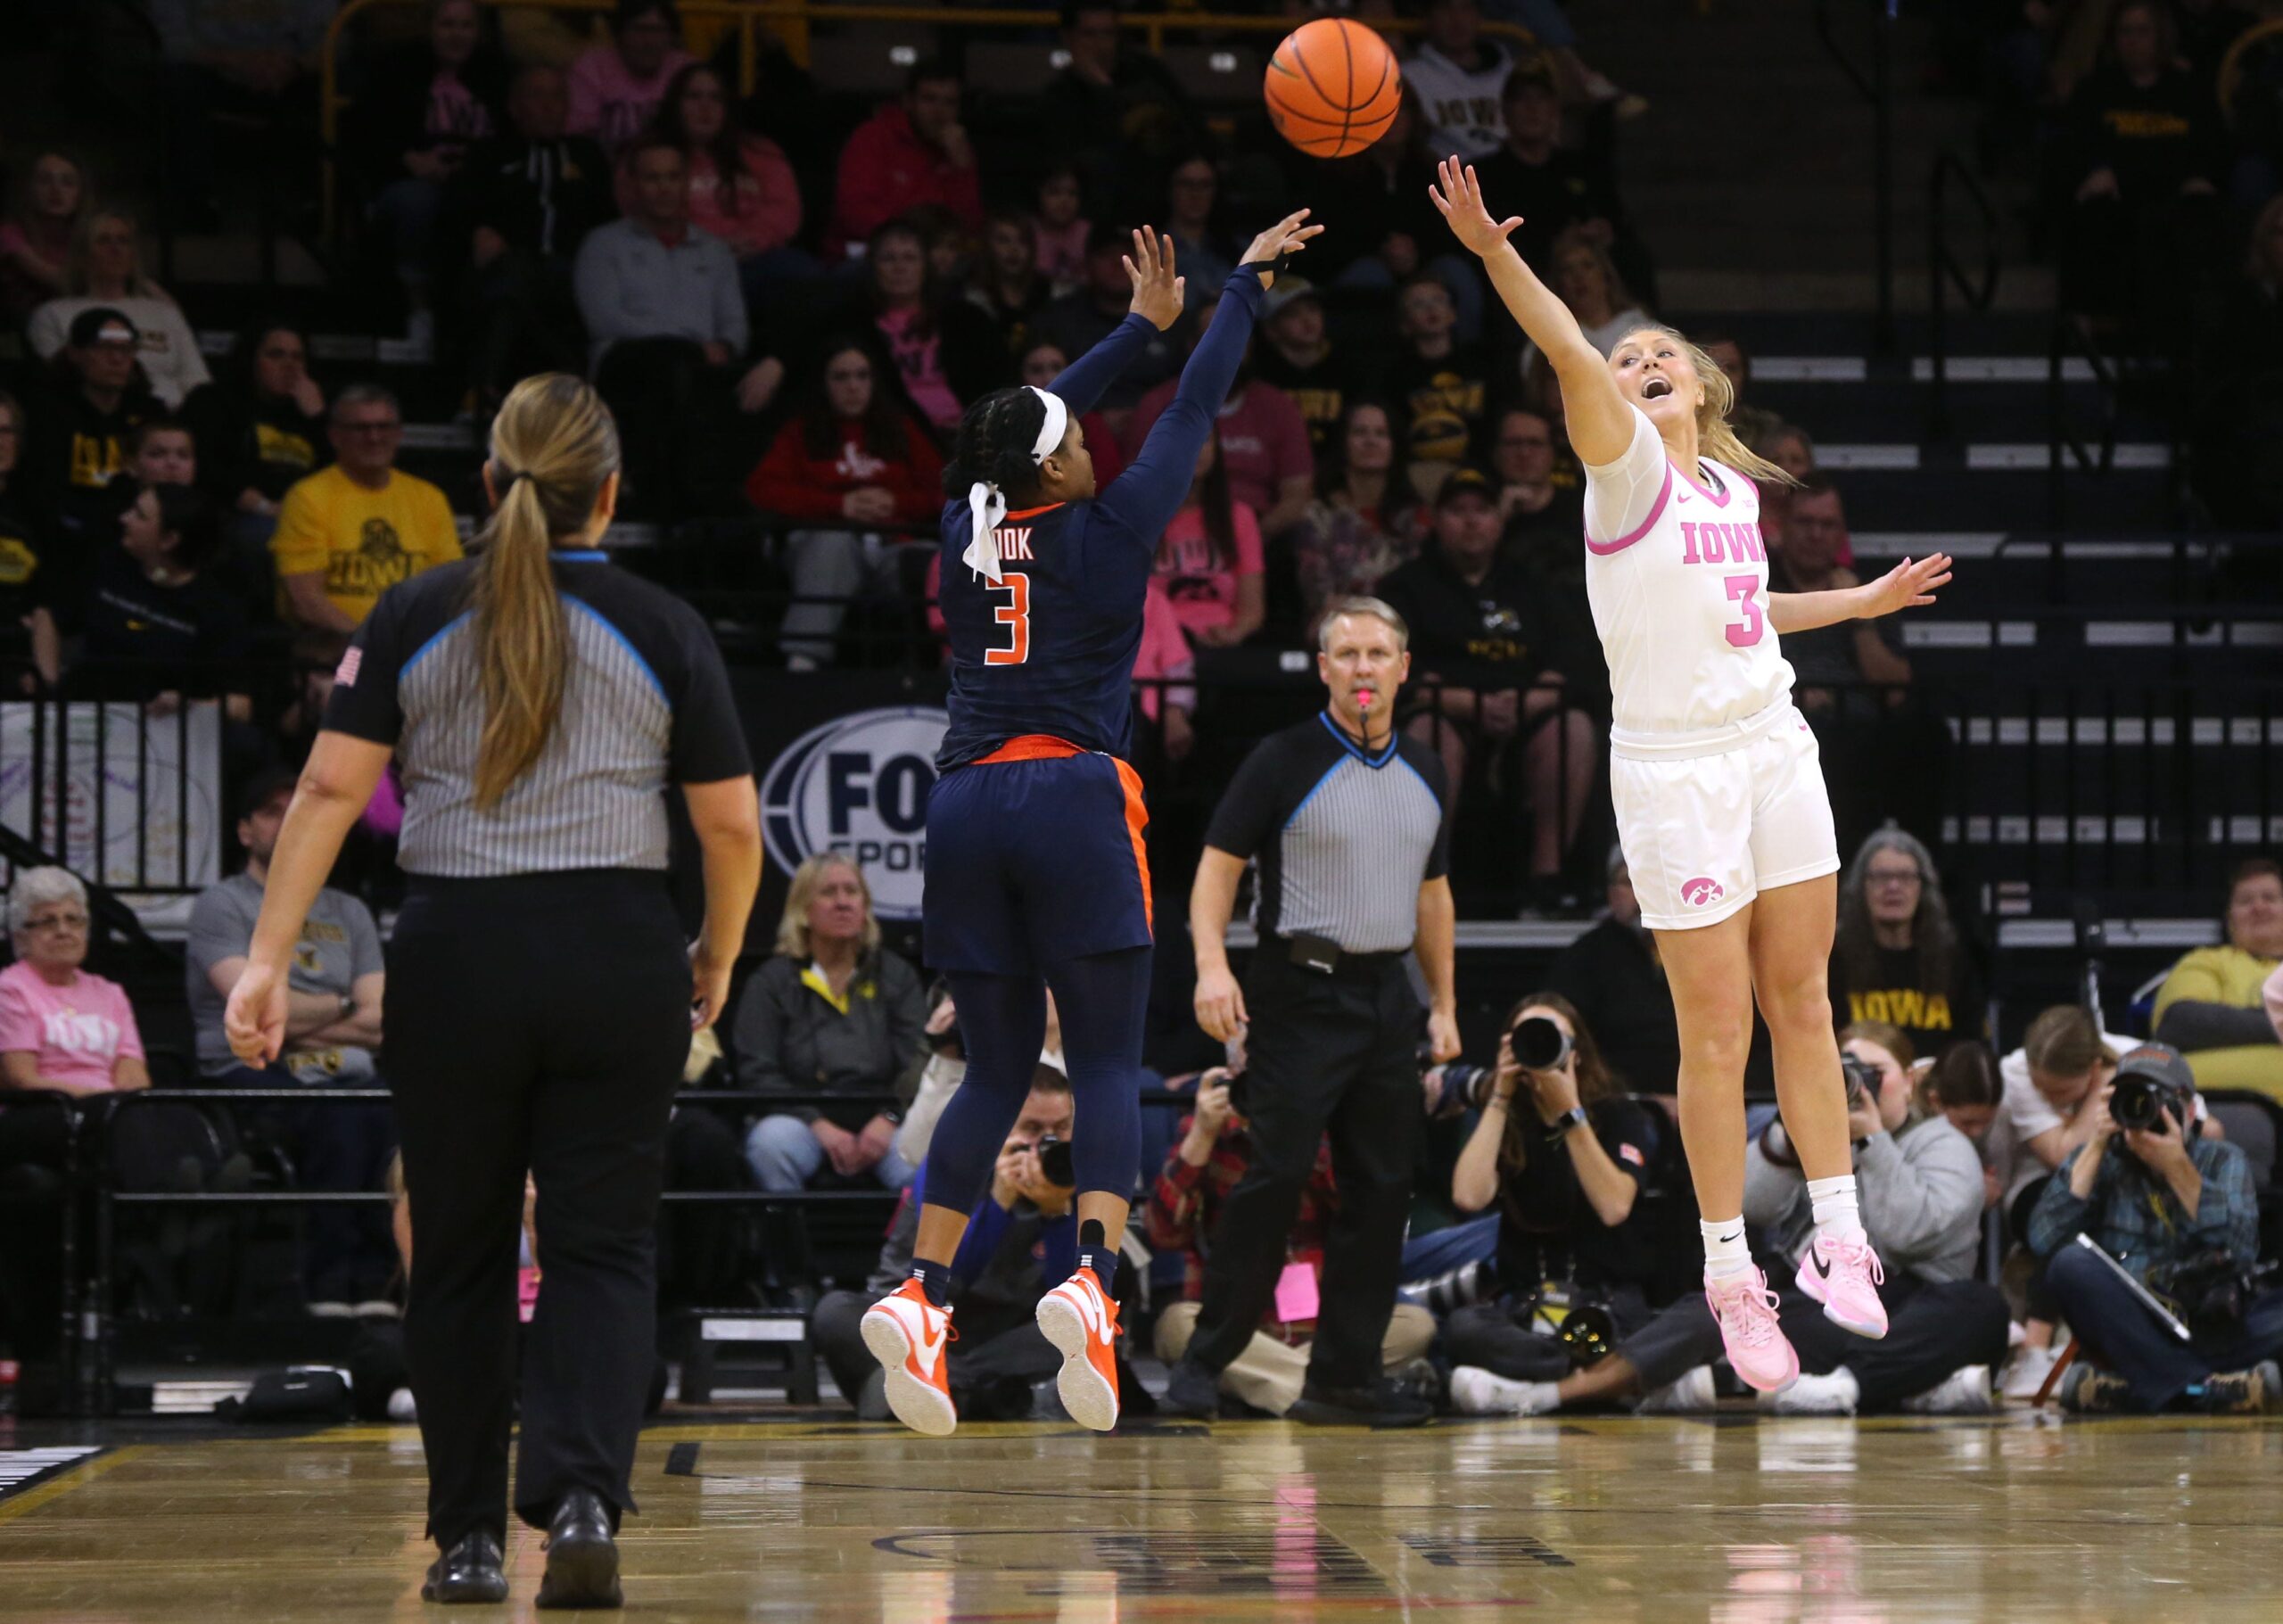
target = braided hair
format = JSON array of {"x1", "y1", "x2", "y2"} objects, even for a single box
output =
[{"x1": 942, "y1": 386, "x2": 1053, "y2": 507}]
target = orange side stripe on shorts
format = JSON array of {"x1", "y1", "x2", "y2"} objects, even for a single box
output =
[
  {"x1": 977, "y1": 735, "x2": 1085, "y2": 764},
  {"x1": 1112, "y1": 757, "x2": 1154, "y2": 936}
]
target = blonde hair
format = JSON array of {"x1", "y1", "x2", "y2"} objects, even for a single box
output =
[
  {"x1": 472, "y1": 374, "x2": 620, "y2": 810},
  {"x1": 1617, "y1": 323, "x2": 1793, "y2": 487},
  {"x1": 776, "y1": 853, "x2": 881, "y2": 959},
  {"x1": 68, "y1": 207, "x2": 156, "y2": 298},
  {"x1": 2022, "y1": 1004, "x2": 2114, "y2": 1080}
]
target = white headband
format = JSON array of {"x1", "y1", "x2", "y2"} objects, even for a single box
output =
[{"x1": 962, "y1": 387, "x2": 1069, "y2": 584}]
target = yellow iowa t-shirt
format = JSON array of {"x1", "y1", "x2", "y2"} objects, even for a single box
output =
[{"x1": 270, "y1": 466, "x2": 462, "y2": 625}]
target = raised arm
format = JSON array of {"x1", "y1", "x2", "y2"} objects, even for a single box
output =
[
  {"x1": 1430, "y1": 159, "x2": 1631, "y2": 466},
  {"x1": 1768, "y1": 553, "x2": 1954, "y2": 635},
  {"x1": 1048, "y1": 227, "x2": 1187, "y2": 416},
  {"x1": 1100, "y1": 209, "x2": 1323, "y2": 539}
]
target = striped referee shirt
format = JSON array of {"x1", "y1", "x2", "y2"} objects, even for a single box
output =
[
  {"x1": 324, "y1": 550, "x2": 752, "y2": 876},
  {"x1": 1203, "y1": 713, "x2": 1452, "y2": 955}
]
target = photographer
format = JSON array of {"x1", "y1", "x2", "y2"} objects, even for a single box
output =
[
  {"x1": 1464, "y1": 1022, "x2": 2004, "y2": 1415},
  {"x1": 2028, "y1": 1043, "x2": 2280, "y2": 1414},
  {"x1": 1440, "y1": 995, "x2": 1665, "y2": 1408},
  {"x1": 1151, "y1": 1068, "x2": 1437, "y2": 1419},
  {"x1": 811, "y1": 1063, "x2": 1081, "y2": 1422}
]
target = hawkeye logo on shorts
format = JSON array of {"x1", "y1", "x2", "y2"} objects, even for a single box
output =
[
  {"x1": 761, "y1": 706, "x2": 950, "y2": 922},
  {"x1": 1680, "y1": 876, "x2": 1727, "y2": 908}
]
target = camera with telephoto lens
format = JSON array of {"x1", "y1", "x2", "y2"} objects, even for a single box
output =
[
  {"x1": 1512, "y1": 1016, "x2": 1573, "y2": 1073},
  {"x1": 2110, "y1": 1073, "x2": 2193, "y2": 1133},
  {"x1": 1035, "y1": 1134, "x2": 1076, "y2": 1189},
  {"x1": 1840, "y1": 1051, "x2": 1881, "y2": 1109}
]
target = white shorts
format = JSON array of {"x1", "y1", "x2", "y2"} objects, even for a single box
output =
[{"x1": 1609, "y1": 701, "x2": 1841, "y2": 932}]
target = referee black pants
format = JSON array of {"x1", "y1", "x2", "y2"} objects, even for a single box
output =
[
  {"x1": 386, "y1": 870, "x2": 689, "y2": 1550},
  {"x1": 1184, "y1": 951, "x2": 1423, "y2": 1390}
]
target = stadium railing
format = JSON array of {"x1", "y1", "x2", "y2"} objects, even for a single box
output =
[{"x1": 317, "y1": 0, "x2": 1537, "y2": 244}]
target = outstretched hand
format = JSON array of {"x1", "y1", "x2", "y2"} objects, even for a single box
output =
[
  {"x1": 1429, "y1": 157, "x2": 1524, "y2": 259},
  {"x1": 1859, "y1": 552, "x2": 1954, "y2": 619},
  {"x1": 1124, "y1": 226, "x2": 1185, "y2": 332},
  {"x1": 1238, "y1": 208, "x2": 1324, "y2": 291}
]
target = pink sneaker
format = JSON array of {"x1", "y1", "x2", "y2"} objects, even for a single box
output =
[
  {"x1": 1795, "y1": 1232, "x2": 1889, "y2": 1339},
  {"x1": 1705, "y1": 1269, "x2": 1800, "y2": 1394}
]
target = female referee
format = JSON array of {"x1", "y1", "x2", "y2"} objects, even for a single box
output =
[
  {"x1": 225, "y1": 374, "x2": 762, "y2": 1608},
  {"x1": 861, "y1": 214, "x2": 1322, "y2": 1439},
  {"x1": 1431, "y1": 159, "x2": 1953, "y2": 1393}
]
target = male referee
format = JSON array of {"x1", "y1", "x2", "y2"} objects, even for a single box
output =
[{"x1": 1174, "y1": 595, "x2": 1461, "y2": 1425}]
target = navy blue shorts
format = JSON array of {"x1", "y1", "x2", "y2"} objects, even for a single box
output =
[{"x1": 923, "y1": 737, "x2": 1154, "y2": 976}]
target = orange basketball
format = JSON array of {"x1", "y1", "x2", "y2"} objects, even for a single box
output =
[{"x1": 1265, "y1": 18, "x2": 1402, "y2": 161}]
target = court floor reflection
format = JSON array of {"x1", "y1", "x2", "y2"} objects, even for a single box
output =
[{"x1": 3, "y1": 1412, "x2": 2281, "y2": 1621}]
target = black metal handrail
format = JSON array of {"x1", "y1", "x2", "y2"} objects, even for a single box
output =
[
  {"x1": 2048, "y1": 318, "x2": 2125, "y2": 576},
  {"x1": 1812, "y1": 0, "x2": 1898, "y2": 351},
  {"x1": 1926, "y1": 151, "x2": 2001, "y2": 441}
]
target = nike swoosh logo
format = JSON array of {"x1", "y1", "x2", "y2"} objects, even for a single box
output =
[
  {"x1": 1068, "y1": 1280, "x2": 1113, "y2": 1343},
  {"x1": 1677, "y1": 491, "x2": 1692, "y2": 503},
  {"x1": 911, "y1": 1315, "x2": 948, "y2": 1374},
  {"x1": 1809, "y1": 1249, "x2": 1833, "y2": 1280}
]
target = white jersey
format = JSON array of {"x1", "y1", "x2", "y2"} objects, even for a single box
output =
[{"x1": 1582, "y1": 407, "x2": 1797, "y2": 744}]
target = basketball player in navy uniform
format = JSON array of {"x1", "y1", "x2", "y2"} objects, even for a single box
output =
[{"x1": 861, "y1": 214, "x2": 1323, "y2": 1436}]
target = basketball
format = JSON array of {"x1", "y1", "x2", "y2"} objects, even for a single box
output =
[{"x1": 1265, "y1": 18, "x2": 1401, "y2": 160}]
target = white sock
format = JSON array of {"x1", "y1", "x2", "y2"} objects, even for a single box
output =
[
  {"x1": 1807, "y1": 1175, "x2": 1865, "y2": 1244},
  {"x1": 1700, "y1": 1216, "x2": 1751, "y2": 1279},
  {"x1": 1454, "y1": 1368, "x2": 1562, "y2": 1416}
]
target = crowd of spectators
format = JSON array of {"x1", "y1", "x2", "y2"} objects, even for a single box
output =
[{"x1": 0, "y1": 0, "x2": 2278, "y2": 1426}]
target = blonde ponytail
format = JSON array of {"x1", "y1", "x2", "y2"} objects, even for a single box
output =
[
  {"x1": 472, "y1": 374, "x2": 620, "y2": 811},
  {"x1": 1625, "y1": 323, "x2": 1795, "y2": 488}
]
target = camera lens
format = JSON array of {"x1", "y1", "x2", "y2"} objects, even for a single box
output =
[
  {"x1": 1037, "y1": 1135, "x2": 1076, "y2": 1188},
  {"x1": 1513, "y1": 1017, "x2": 1571, "y2": 1071},
  {"x1": 2109, "y1": 1078, "x2": 2159, "y2": 1131},
  {"x1": 1840, "y1": 1052, "x2": 1881, "y2": 1109}
]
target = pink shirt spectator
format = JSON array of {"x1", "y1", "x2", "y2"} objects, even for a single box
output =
[
  {"x1": 566, "y1": 43, "x2": 696, "y2": 158},
  {"x1": 1033, "y1": 216, "x2": 1090, "y2": 291},
  {"x1": 878, "y1": 306, "x2": 962, "y2": 430},
  {"x1": 1125, "y1": 381, "x2": 1313, "y2": 522},
  {"x1": 828, "y1": 106, "x2": 982, "y2": 257},
  {"x1": 614, "y1": 135, "x2": 801, "y2": 259},
  {"x1": 0, "y1": 959, "x2": 144, "y2": 1092},
  {"x1": 1132, "y1": 580, "x2": 1197, "y2": 721},
  {"x1": 1154, "y1": 501, "x2": 1264, "y2": 639}
]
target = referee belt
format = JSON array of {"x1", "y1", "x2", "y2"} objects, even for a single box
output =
[{"x1": 1265, "y1": 933, "x2": 1407, "y2": 982}]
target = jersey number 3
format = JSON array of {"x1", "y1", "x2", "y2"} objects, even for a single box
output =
[
  {"x1": 985, "y1": 573, "x2": 1032, "y2": 666},
  {"x1": 1723, "y1": 574, "x2": 1766, "y2": 648}
]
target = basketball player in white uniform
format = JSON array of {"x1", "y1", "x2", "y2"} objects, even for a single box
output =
[{"x1": 1432, "y1": 159, "x2": 1953, "y2": 1389}]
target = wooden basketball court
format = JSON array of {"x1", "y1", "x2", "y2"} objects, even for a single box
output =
[{"x1": 4, "y1": 1412, "x2": 2280, "y2": 1620}]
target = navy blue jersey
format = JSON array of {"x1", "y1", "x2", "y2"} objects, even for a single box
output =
[{"x1": 935, "y1": 268, "x2": 1268, "y2": 770}]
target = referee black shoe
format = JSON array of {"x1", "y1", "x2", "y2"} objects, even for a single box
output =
[
  {"x1": 1158, "y1": 1356, "x2": 1222, "y2": 1419},
  {"x1": 1288, "y1": 1377, "x2": 1434, "y2": 1429},
  {"x1": 535, "y1": 1490, "x2": 622, "y2": 1610},
  {"x1": 421, "y1": 1530, "x2": 507, "y2": 1603}
]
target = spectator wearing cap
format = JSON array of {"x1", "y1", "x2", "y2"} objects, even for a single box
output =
[
  {"x1": 1829, "y1": 829, "x2": 1987, "y2": 1059},
  {"x1": 2030, "y1": 1043, "x2": 2280, "y2": 1414},
  {"x1": 565, "y1": 0, "x2": 694, "y2": 160},
  {"x1": 187, "y1": 769, "x2": 397, "y2": 1315},
  {"x1": 53, "y1": 479, "x2": 251, "y2": 720},
  {"x1": 1379, "y1": 467, "x2": 1596, "y2": 910},
  {"x1": 2151, "y1": 858, "x2": 2283, "y2": 1101},
  {"x1": 1389, "y1": 276, "x2": 1494, "y2": 499},
  {"x1": 36, "y1": 306, "x2": 152, "y2": 558},
  {"x1": 828, "y1": 58, "x2": 983, "y2": 260},
  {"x1": 28, "y1": 209, "x2": 209, "y2": 410},
  {"x1": 269, "y1": 384, "x2": 462, "y2": 634},
  {"x1": 1293, "y1": 399, "x2": 1423, "y2": 640},
  {"x1": 1254, "y1": 279, "x2": 1381, "y2": 455},
  {"x1": 1034, "y1": 226, "x2": 1182, "y2": 428},
  {"x1": 452, "y1": 64, "x2": 615, "y2": 415},
  {"x1": 1125, "y1": 291, "x2": 1315, "y2": 542},
  {"x1": 1472, "y1": 66, "x2": 1655, "y2": 309}
]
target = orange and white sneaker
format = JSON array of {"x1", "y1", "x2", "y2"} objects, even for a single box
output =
[
  {"x1": 861, "y1": 1278, "x2": 958, "y2": 1437},
  {"x1": 1034, "y1": 1266, "x2": 1121, "y2": 1431}
]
